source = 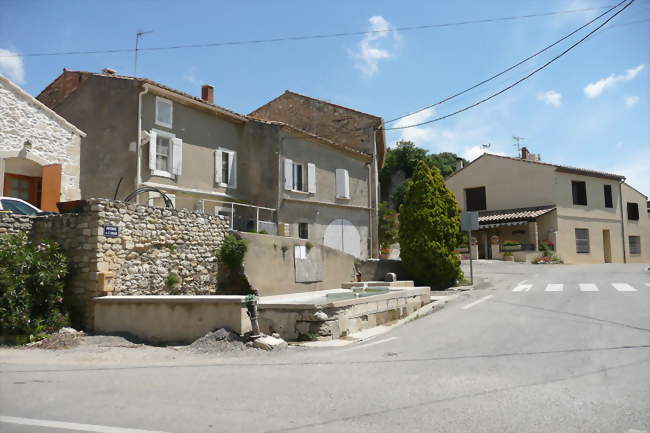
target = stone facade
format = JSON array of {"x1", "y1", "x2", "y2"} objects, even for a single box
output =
[
  {"x1": 0, "y1": 75, "x2": 84, "y2": 203},
  {"x1": 0, "y1": 213, "x2": 35, "y2": 237},
  {"x1": 4, "y1": 198, "x2": 229, "y2": 328}
]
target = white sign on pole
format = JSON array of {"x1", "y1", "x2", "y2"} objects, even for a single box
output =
[{"x1": 461, "y1": 211, "x2": 479, "y2": 231}]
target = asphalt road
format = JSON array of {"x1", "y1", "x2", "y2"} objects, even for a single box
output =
[{"x1": 1, "y1": 262, "x2": 649, "y2": 433}]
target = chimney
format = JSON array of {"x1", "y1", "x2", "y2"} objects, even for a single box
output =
[
  {"x1": 201, "y1": 85, "x2": 214, "y2": 104},
  {"x1": 521, "y1": 147, "x2": 530, "y2": 160},
  {"x1": 455, "y1": 158, "x2": 464, "y2": 171},
  {"x1": 101, "y1": 68, "x2": 117, "y2": 75}
]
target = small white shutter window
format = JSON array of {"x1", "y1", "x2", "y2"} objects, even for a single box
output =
[
  {"x1": 148, "y1": 130, "x2": 158, "y2": 171},
  {"x1": 228, "y1": 151, "x2": 237, "y2": 188},
  {"x1": 172, "y1": 138, "x2": 183, "y2": 176},
  {"x1": 307, "y1": 163, "x2": 316, "y2": 194},
  {"x1": 215, "y1": 149, "x2": 223, "y2": 184},
  {"x1": 336, "y1": 169, "x2": 350, "y2": 199},
  {"x1": 284, "y1": 158, "x2": 293, "y2": 190}
]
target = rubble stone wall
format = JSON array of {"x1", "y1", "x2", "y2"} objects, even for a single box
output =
[{"x1": 0, "y1": 213, "x2": 35, "y2": 237}]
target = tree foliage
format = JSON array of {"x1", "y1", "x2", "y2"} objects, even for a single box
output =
[
  {"x1": 398, "y1": 161, "x2": 463, "y2": 288},
  {"x1": 217, "y1": 234, "x2": 248, "y2": 269},
  {"x1": 0, "y1": 233, "x2": 70, "y2": 336},
  {"x1": 378, "y1": 201, "x2": 399, "y2": 249},
  {"x1": 380, "y1": 141, "x2": 466, "y2": 210}
]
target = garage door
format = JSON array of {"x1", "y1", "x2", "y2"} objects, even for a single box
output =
[{"x1": 323, "y1": 218, "x2": 361, "y2": 258}]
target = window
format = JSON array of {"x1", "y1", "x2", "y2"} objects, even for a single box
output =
[
  {"x1": 335, "y1": 168, "x2": 350, "y2": 199},
  {"x1": 298, "y1": 222, "x2": 309, "y2": 240},
  {"x1": 603, "y1": 185, "x2": 613, "y2": 208},
  {"x1": 627, "y1": 202, "x2": 639, "y2": 220},
  {"x1": 148, "y1": 130, "x2": 182, "y2": 177},
  {"x1": 155, "y1": 97, "x2": 173, "y2": 128},
  {"x1": 629, "y1": 236, "x2": 641, "y2": 254},
  {"x1": 465, "y1": 187, "x2": 486, "y2": 211},
  {"x1": 292, "y1": 162, "x2": 304, "y2": 191},
  {"x1": 0, "y1": 199, "x2": 39, "y2": 215},
  {"x1": 572, "y1": 181, "x2": 587, "y2": 206},
  {"x1": 575, "y1": 228, "x2": 590, "y2": 253},
  {"x1": 215, "y1": 149, "x2": 237, "y2": 188}
]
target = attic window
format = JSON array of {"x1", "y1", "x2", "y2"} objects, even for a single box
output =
[
  {"x1": 465, "y1": 187, "x2": 486, "y2": 211},
  {"x1": 155, "y1": 97, "x2": 173, "y2": 128}
]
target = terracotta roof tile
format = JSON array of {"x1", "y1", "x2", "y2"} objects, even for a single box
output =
[{"x1": 478, "y1": 205, "x2": 556, "y2": 224}]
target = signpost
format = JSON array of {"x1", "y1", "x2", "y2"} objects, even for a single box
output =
[
  {"x1": 460, "y1": 211, "x2": 479, "y2": 285},
  {"x1": 103, "y1": 224, "x2": 119, "y2": 238}
]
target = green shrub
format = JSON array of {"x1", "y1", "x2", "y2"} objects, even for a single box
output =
[
  {"x1": 305, "y1": 241, "x2": 314, "y2": 250},
  {"x1": 502, "y1": 240, "x2": 521, "y2": 246},
  {"x1": 164, "y1": 272, "x2": 180, "y2": 289},
  {"x1": 398, "y1": 161, "x2": 463, "y2": 288},
  {"x1": 379, "y1": 201, "x2": 399, "y2": 250},
  {"x1": 217, "y1": 234, "x2": 248, "y2": 269},
  {"x1": 0, "y1": 233, "x2": 70, "y2": 336}
]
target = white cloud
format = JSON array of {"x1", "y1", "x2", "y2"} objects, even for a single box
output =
[
  {"x1": 349, "y1": 16, "x2": 400, "y2": 78},
  {"x1": 536, "y1": 90, "x2": 562, "y2": 107},
  {"x1": 0, "y1": 48, "x2": 25, "y2": 84},
  {"x1": 625, "y1": 95, "x2": 640, "y2": 108},
  {"x1": 583, "y1": 64, "x2": 645, "y2": 98}
]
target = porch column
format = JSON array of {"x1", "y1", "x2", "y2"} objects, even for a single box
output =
[
  {"x1": 528, "y1": 221, "x2": 539, "y2": 251},
  {"x1": 0, "y1": 158, "x2": 5, "y2": 194},
  {"x1": 41, "y1": 164, "x2": 62, "y2": 212}
]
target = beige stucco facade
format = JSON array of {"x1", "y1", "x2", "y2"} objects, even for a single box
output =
[{"x1": 446, "y1": 153, "x2": 649, "y2": 264}]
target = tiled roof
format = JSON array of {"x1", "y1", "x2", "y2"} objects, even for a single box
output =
[
  {"x1": 478, "y1": 205, "x2": 556, "y2": 224},
  {"x1": 447, "y1": 153, "x2": 624, "y2": 181}
]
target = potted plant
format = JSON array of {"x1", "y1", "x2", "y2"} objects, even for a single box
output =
[
  {"x1": 379, "y1": 246, "x2": 390, "y2": 259},
  {"x1": 503, "y1": 251, "x2": 515, "y2": 262},
  {"x1": 502, "y1": 240, "x2": 522, "y2": 251}
]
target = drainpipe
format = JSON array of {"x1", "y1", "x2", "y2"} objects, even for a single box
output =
[
  {"x1": 618, "y1": 179, "x2": 627, "y2": 264},
  {"x1": 367, "y1": 159, "x2": 373, "y2": 258},
  {"x1": 371, "y1": 127, "x2": 380, "y2": 259},
  {"x1": 136, "y1": 85, "x2": 150, "y2": 204}
]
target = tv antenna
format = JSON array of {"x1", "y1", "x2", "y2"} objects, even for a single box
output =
[
  {"x1": 134, "y1": 30, "x2": 153, "y2": 77},
  {"x1": 481, "y1": 143, "x2": 491, "y2": 150},
  {"x1": 512, "y1": 136, "x2": 525, "y2": 154}
]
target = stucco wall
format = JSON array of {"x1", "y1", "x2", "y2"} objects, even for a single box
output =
[
  {"x1": 622, "y1": 183, "x2": 650, "y2": 262},
  {"x1": 239, "y1": 232, "x2": 356, "y2": 296},
  {"x1": 0, "y1": 76, "x2": 82, "y2": 202}
]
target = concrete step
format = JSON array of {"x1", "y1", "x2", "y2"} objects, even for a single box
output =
[{"x1": 341, "y1": 281, "x2": 415, "y2": 289}]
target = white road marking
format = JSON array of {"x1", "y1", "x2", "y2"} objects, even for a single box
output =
[
  {"x1": 644, "y1": 283, "x2": 650, "y2": 287},
  {"x1": 0, "y1": 416, "x2": 170, "y2": 433},
  {"x1": 545, "y1": 284, "x2": 563, "y2": 292},
  {"x1": 340, "y1": 337, "x2": 397, "y2": 352},
  {"x1": 512, "y1": 281, "x2": 533, "y2": 292},
  {"x1": 462, "y1": 295, "x2": 493, "y2": 310},
  {"x1": 612, "y1": 283, "x2": 637, "y2": 292},
  {"x1": 579, "y1": 283, "x2": 599, "y2": 292}
]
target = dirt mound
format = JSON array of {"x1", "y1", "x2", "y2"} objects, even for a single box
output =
[
  {"x1": 28, "y1": 328, "x2": 85, "y2": 350},
  {"x1": 188, "y1": 328, "x2": 248, "y2": 353}
]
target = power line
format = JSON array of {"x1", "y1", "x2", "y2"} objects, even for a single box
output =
[
  {"x1": 384, "y1": 0, "x2": 632, "y2": 124},
  {"x1": 383, "y1": 0, "x2": 635, "y2": 131},
  {"x1": 0, "y1": 3, "x2": 635, "y2": 58}
]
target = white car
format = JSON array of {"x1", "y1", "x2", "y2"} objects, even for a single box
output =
[{"x1": 0, "y1": 196, "x2": 43, "y2": 215}]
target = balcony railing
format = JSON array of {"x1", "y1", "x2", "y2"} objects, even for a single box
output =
[{"x1": 198, "y1": 199, "x2": 277, "y2": 234}]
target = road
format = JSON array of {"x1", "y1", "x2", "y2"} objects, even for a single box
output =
[{"x1": 1, "y1": 262, "x2": 649, "y2": 433}]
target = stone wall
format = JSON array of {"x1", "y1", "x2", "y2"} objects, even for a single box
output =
[
  {"x1": 7, "y1": 198, "x2": 229, "y2": 328},
  {"x1": 0, "y1": 213, "x2": 35, "y2": 238}
]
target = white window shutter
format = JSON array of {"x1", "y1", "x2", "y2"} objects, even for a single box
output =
[
  {"x1": 172, "y1": 138, "x2": 182, "y2": 176},
  {"x1": 307, "y1": 163, "x2": 316, "y2": 194},
  {"x1": 148, "y1": 130, "x2": 157, "y2": 171},
  {"x1": 284, "y1": 158, "x2": 293, "y2": 190},
  {"x1": 343, "y1": 169, "x2": 350, "y2": 198},
  {"x1": 228, "y1": 151, "x2": 237, "y2": 188},
  {"x1": 215, "y1": 149, "x2": 223, "y2": 184}
]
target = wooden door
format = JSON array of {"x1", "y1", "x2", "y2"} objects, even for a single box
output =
[{"x1": 3, "y1": 174, "x2": 41, "y2": 207}]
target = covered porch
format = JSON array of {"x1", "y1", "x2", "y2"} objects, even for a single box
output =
[{"x1": 474, "y1": 205, "x2": 557, "y2": 262}]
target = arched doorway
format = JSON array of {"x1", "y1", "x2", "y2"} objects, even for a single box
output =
[{"x1": 323, "y1": 218, "x2": 361, "y2": 258}]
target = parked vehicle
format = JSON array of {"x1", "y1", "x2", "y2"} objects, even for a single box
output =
[{"x1": 0, "y1": 197, "x2": 43, "y2": 215}]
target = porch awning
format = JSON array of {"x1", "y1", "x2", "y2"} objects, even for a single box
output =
[{"x1": 478, "y1": 205, "x2": 556, "y2": 228}]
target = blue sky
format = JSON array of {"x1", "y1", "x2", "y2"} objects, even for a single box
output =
[{"x1": 1, "y1": 0, "x2": 648, "y2": 193}]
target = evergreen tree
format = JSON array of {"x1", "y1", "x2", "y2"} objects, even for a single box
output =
[{"x1": 398, "y1": 160, "x2": 463, "y2": 288}]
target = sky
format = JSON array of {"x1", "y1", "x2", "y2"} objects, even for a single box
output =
[{"x1": 1, "y1": 0, "x2": 648, "y2": 194}]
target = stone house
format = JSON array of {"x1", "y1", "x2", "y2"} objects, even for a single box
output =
[
  {"x1": 37, "y1": 69, "x2": 381, "y2": 258},
  {"x1": 445, "y1": 148, "x2": 649, "y2": 264},
  {"x1": 0, "y1": 75, "x2": 85, "y2": 211}
]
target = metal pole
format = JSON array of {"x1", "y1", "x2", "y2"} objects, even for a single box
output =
[
  {"x1": 231, "y1": 203, "x2": 234, "y2": 230},
  {"x1": 256, "y1": 207, "x2": 260, "y2": 233},
  {"x1": 468, "y1": 229, "x2": 474, "y2": 285}
]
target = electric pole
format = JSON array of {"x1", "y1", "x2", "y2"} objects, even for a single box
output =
[
  {"x1": 513, "y1": 136, "x2": 525, "y2": 155},
  {"x1": 134, "y1": 30, "x2": 153, "y2": 77}
]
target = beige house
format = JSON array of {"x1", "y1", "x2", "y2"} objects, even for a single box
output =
[{"x1": 446, "y1": 148, "x2": 649, "y2": 264}]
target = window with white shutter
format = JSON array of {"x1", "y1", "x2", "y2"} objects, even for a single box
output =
[
  {"x1": 284, "y1": 158, "x2": 293, "y2": 190},
  {"x1": 149, "y1": 129, "x2": 177, "y2": 178},
  {"x1": 172, "y1": 138, "x2": 183, "y2": 176},
  {"x1": 307, "y1": 163, "x2": 316, "y2": 194},
  {"x1": 215, "y1": 148, "x2": 237, "y2": 188},
  {"x1": 336, "y1": 169, "x2": 350, "y2": 199}
]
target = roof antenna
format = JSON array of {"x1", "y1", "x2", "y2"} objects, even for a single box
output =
[
  {"x1": 512, "y1": 136, "x2": 525, "y2": 155},
  {"x1": 134, "y1": 30, "x2": 153, "y2": 77},
  {"x1": 481, "y1": 143, "x2": 491, "y2": 153}
]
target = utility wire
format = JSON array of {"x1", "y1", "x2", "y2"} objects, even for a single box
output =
[
  {"x1": 0, "y1": 3, "x2": 634, "y2": 58},
  {"x1": 383, "y1": 0, "x2": 635, "y2": 131},
  {"x1": 384, "y1": 0, "x2": 631, "y2": 124}
]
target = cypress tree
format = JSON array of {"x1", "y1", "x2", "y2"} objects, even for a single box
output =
[{"x1": 398, "y1": 160, "x2": 463, "y2": 288}]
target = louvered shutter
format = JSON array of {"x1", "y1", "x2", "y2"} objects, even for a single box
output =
[
  {"x1": 284, "y1": 158, "x2": 293, "y2": 190},
  {"x1": 228, "y1": 151, "x2": 237, "y2": 188},
  {"x1": 307, "y1": 163, "x2": 316, "y2": 194},
  {"x1": 172, "y1": 137, "x2": 182, "y2": 176},
  {"x1": 215, "y1": 149, "x2": 223, "y2": 184},
  {"x1": 148, "y1": 130, "x2": 157, "y2": 171},
  {"x1": 336, "y1": 169, "x2": 350, "y2": 198}
]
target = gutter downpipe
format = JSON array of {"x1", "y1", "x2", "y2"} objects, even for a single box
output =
[
  {"x1": 619, "y1": 179, "x2": 627, "y2": 264},
  {"x1": 136, "y1": 84, "x2": 150, "y2": 205}
]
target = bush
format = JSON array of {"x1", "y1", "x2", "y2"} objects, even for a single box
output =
[
  {"x1": 217, "y1": 234, "x2": 248, "y2": 269},
  {"x1": 379, "y1": 201, "x2": 399, "y2": 250},
  {"x1": 0, "y1": 233, "x2": 70, "y2": 336},
  {"x1": 398, "y1": 160, "x2": 463, "y2": 288},
  {"x1": 502, "y1": 240, "x2": 521, "y2": 246}
]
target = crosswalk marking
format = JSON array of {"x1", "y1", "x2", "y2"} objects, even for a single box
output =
[
  {"x1": 645, "y1": 283, "x2": 650, "y2": 287},
  {"x1": 579, "y1": 283, "x2": 599, "y2": 291},
  {"x1": 545, "y1": 284, "x2": 563, "y2": 292},
  {"x1": 612, "y1": 283, "x2": 637, "y2": 292},
  {"x1": 512, "y1": 281, "x2": 533, "y2": 292}
]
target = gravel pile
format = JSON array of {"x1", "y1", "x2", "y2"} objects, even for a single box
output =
[
  {"x1": 28, "y1": 328, "x2": 85, "y2": 350},
  {"x1": 187, "y1": 328, "x2": 248, "y2": 353}
]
